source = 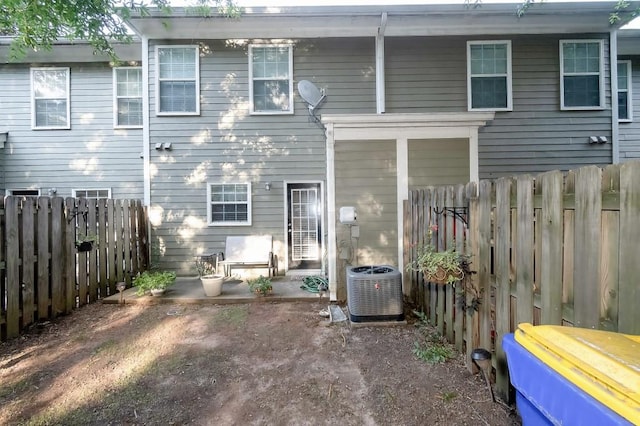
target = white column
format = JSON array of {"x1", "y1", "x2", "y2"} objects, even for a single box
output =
[
  {"x1": 469, "y1": 128, "x2": 479, "y2": 183},
  {"x1": 142, "y1": 36, "x2": 151, "y2": 206},
  {"x1": 396, "y1": 137, "x2": 408, "y2": 285},
  {"x1": 610, "y1": 29, "x2": 620, "y2": 164},
  {"x1": 375, "y1": 13, "x2": 387, "y2": 114},
  {"x1": 325, "y1": 123, "x2": 338, "y2": 301}
]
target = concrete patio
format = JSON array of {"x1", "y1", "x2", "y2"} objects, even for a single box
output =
[{"x1": 102, "y1": 275, "x2": 325, "y2": 305}]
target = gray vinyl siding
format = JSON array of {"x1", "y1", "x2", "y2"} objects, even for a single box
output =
[
  {"x1": 0, "y1": 64, "x2": 143, "y2": 199},
  {"x1": 408, "y1": 139, "x2": 469, "y2": 189},
  {"x1": 619, "y1": 57, "x2": 640, "y2": 161},
  {"x1": 334, "y1": 139, "x2": 397, "y2": 299},
  {"x1": 386, "y1": 34, "x2": 613, "y2": 178},
  {"x1": 147, "y1": 38, "x2": 375, "y2": 273}
]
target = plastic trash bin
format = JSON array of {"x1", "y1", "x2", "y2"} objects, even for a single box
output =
[{"x1": 503, "y1": 323, "x2": 640, "y2": 425}]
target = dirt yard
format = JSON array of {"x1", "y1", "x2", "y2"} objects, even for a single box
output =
[{"x1": 1, "y1": 301, "x2": 521, "y2": 425}]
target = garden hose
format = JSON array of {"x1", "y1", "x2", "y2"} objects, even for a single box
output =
[{"x1": 300, "y1": 276, "x2": 329, "y2": 293}]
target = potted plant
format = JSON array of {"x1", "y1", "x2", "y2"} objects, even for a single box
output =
[
  {"x1": 406, "y1": 225, "x2": 471, "y2": 285},
  {"x1": 133, "y1": 270, "x2": 176, "y2": 296},
  {"x1": 247, "y1": 275, "x2": 273, "y2": 296},
  {"x1": 75, "y1": 234, "x2": 98, "y2": 252},
  {"x1": 195, "y1": 256, "x2": 225, "y2": 297}
]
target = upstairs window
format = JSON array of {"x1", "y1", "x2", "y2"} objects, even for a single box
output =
[
  {"x1": 249, "y1": 45, "x2": 293, "y2": 114},
  {"x1": 207, "y1": 183, "x2": 252, "y2": 226},
  {"x1": 156, "y1": 46, "x2": 199, "y2": 115},
  {"x1": 560, "y1": 40, "x2": 604, "y2": 110},
  {"x1": 618, "y1": 60, "x2": 632, "y2": 122},
  {"x1": 31, "y1": 67, "x2": 70, "y2": 129},
  {"x1": 114, "y1": 67, "x2": 143, "y2": 128},
  {"x1": 467, "y1": 41, "x2": 512, "y2": 111}
]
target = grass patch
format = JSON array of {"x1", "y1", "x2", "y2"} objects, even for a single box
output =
[
  {"x1": 441, "y1": 391, "x2": 458, "y2": 402},
  {"x1": 91, "y1": 338, "x2": 119, "y2": 357},
  {"x1": 0, "y1": 376, "x2": 33, "y2": 400},
  {"x1": 212, "y1": 305, "x2": 248, "y2": 328},
  {"x1": 412, "y1": 310, "x2": 455, "y2": 365}
]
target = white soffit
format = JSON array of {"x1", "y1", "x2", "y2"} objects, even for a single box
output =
[
  {"x1": 125, "y1": 3, "x2": 637, "y2": 39},
  {"x1": 618, "y1": 30, "x2": 640, "y2": 55}
]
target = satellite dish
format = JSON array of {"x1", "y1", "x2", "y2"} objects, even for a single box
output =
[{"x1": 298, "y1": 80, "x2": 326, "y2": 113}]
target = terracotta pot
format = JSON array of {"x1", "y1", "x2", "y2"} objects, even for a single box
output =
[
  {"x1": 424, "y1": 266, "x2": 463, "y2": 285},
  {"x1": 201, "y1": 275, "x2": 224, "y2": 297}
]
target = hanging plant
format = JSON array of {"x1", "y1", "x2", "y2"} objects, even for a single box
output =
[
  {"x1": 406, "y1": 225, "x2": 471, "y2": 285},
  {"x1": 75, "y1": 234, "x2": 98, "y2": 252}
]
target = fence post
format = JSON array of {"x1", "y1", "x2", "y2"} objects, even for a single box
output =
[
  {"x1": 619, "y1": 163, "x2": 640, "y2": 334},
  {"x1": 494, "y1": 177, "x2": 513, "y2": 402},
  {"x1": 573, "y1": 166, "x2": 602, "y2": 329},
  {"x1": 516, "y1": 175, "x2": 534, "y2": 326},
  {"x1": 5, "y1": 197, "x2": 20, "y2": 339}
]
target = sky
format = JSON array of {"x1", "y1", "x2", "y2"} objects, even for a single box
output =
[{"x1": 233, "y1": 0, "x2": 640, "y2": 28}]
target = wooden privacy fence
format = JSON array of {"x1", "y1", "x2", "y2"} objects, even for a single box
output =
[
  {"x1": 0, "y1": 196, "x2": 149, "y2": 341},
  {"x1": 403, "y1": 162, "x2": 640, "y2": 402}
]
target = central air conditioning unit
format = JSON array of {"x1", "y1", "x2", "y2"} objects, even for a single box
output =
[{"x1": 346, "y1": 265, "x2": 404, "y2": 322}]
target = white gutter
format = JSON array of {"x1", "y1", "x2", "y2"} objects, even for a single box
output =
[
  {"x1": 142, "y1": 36, "x2": 151, "y2": 205},
  {"x1": 610, "y1": 29, "x2": 619, "y2": 164},
  {"x1": 376, "y1": 12, "x2": 387, "y2": 114}
]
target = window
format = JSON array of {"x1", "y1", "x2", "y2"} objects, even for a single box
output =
[
  {"x1": 249, "y1": 45, "x2": 293, "y2": 114},
  {"x1": 156, "y1": 46, "x2": 199, "y2": 115},
  {"x1": 618, "y1": 60, "x2": 632, "y2": 122},
  {"x1": 207, "y1": 183, "x2": 251, "y2": 226},
  {"x1": 31, "y1": 67, "x2": 70, "y2": 129},
  {"x1": 114, "y1": 67, "x2": 143, "y2": 128},
  {"x1": 560, "y1": 40, "x2": 604, "y2": 110},
  {"x1": 467, "y1": 41, "x2": 512, "y2": 111},
  {"x1": 73, "y1": 189, "x2": 112, "y2": 200}
]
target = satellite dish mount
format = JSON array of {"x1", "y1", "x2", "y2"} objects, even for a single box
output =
[{"x1": 298, "y1": 80, "x2": 326, "y2": 124}]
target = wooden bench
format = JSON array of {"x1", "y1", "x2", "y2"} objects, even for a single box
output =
[{"x1": 219, "y1": 235, "x2": 278, "y2": 277}]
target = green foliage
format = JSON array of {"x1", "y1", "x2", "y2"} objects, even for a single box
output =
[
  {"x1": 247, "y1": 275, "x2": 272, "y2": 296},
  {"x1": 406, "y1": 225, "x2": 471, "y2": 285},
  {"x1": 412, "y1": 310, "x2": 455, "y2": 365},
  {"x1": 195, "y1": 257, "x2": 217, "y2": 277},
  {"x1": 441, "y1": 391, "x2": 458, "y2": 403},
  {"x1": 0, "y1": 0, "x2": 239, "y2": 62},
  {"x1": 133, "y1": 270, "x2": 176, "y2": 296}
]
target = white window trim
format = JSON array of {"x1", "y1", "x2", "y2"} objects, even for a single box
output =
[
  {"x1": 466, "y1": 40, "x2": 513, "y2": 112},
  {"x1": 155, "y1": 45, "x2": 200, "y2": 116},
  {"x1": 72, "y1": 188, "x2": 112, "y2": 199},
  {"x1": 207, "y1": 182, "x2": 252, "y2": 226},
  {"x1": 249, "y1": 44, "x2": 294, "y2": 115},
  {"x1": 113, "y1": 67, "x2": 143, "y2": 129},
  {"x1": 618, "y1": 60, "x2": 633, "y2": 122},
  {"x1": 559, "y1": 39, "x2": 605, "y2": 111},
  {"x1": 30, "y1": 67, "x2": 71, "y2": 130}
]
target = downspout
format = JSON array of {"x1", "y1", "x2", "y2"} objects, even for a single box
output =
[
  {"x1": 610, "y1": 29, "x2": 619, "y2": 164},
  {"x1": 376, "y1": 13, "x2": 387, "y2": 114},
  {"x1": 142, "y1": 36, "x2": 151, "y2": 204}
]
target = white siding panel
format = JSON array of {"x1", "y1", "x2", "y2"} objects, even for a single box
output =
[
  {"x1": 386, "y1": 35, "x2": 613, "y2": 178},
  {"x1": 0, "y1": 64, "x2": 143, "y2": 199},
  {"x1": 335, "y1": 140, "x2": 398, "y2": 274},
  {"x1": 408, "y1": 138, "x2": 469, "y2": 188},
  {"x1": 148, "y1": 38, "x2": 375, "y2": 273}
]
